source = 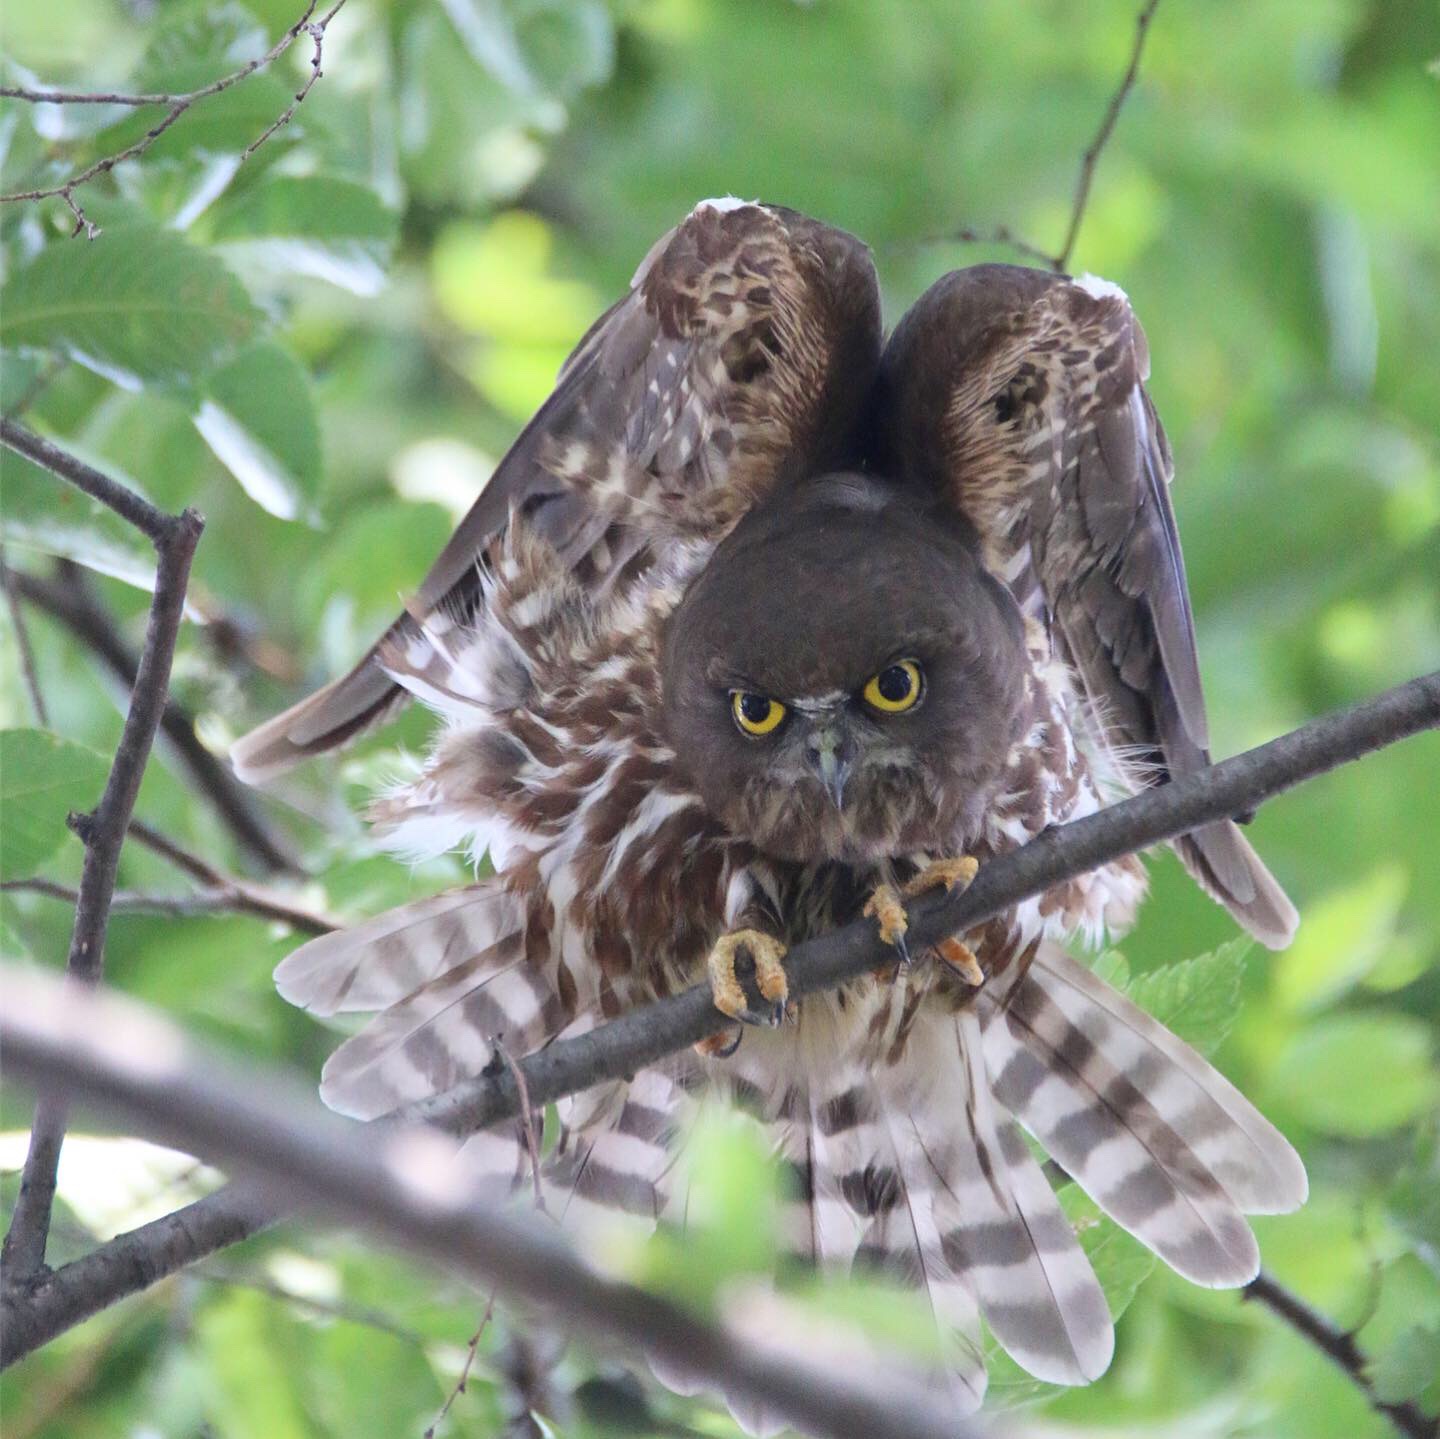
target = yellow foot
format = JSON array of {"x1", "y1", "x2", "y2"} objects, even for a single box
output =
[
  {"x1": 863, "y1": 883, "x2": 911, "y2": 963},
  {"x1": 903, "y1": 855, "x2": 979, "y2": 899},
  {"x1": 693, "y1": 1028, "x2": 743, "y2": 1059},
  {"x1": 935, "y1": 936, "x2": 985, "y2": 987},
  {"x1": 707, "y1": 929, "x2": 789, "y2": 1027}
]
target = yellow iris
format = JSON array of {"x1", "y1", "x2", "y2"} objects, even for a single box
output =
[
  {"x1": 863, "y1": 660, "x2": 923, "y2": 713},
  {"x1": 731, "y1": 691, "x2": 787, "y2": 736}
]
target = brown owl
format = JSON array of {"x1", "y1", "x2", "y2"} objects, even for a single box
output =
[{"x1": 274, "y1": 470, "x2": 1305, "y2": 1414}]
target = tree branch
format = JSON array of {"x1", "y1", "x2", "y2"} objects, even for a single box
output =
[
  {"x1": 1, "y1": 544, "x2": 49, "y2": 724},
  {"x1": 0, "y1": 439, "x2": 202, "y2": 1279},
  {"x1": 0, "y1": 1, "x2": 348, "y2": 238},
  {"x1": 1, "y1": 563, "x2": 300, "y2": 875},
  {"x1": 3, "y1": 669, "x2": 1436, "y2": 1369},
  {"x1": 0, "y1": 969, "x2": 977, "y2": 1439},
  {"x1": 946, "y1": 0, "x2": 1163, "y2": 272},
  {"x1": 1243, "y1": 1272, "x2": 1438, "y2": 1439}
]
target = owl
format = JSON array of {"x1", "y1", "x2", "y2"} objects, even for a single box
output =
[
  {"x1": 249, "y1": 199, "x2": 1305, "y2": 1414},
  {"x1": 273, "y1": 469, "x2": 1305, "y2": 1413}
]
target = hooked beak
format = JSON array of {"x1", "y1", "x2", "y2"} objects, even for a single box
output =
[{"x1": 807, "y1": 724, "x2": 853, "y2": 811}]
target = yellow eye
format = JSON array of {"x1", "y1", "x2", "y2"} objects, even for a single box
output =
[
  {"x1": 863, "y1": 660, "x2": 923, "y2": 714},
  {"x1": 731, "y1": 691, "x2": 787, "y2": 736}
]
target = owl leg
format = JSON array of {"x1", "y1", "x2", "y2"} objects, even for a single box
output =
[
  {"x1": 935, "y1": 935, "x2": 985, "y2": 987},
  {"x1": 903, "y1": 855, "x2": 980, "y2": 900},
  {"x1": 705, "y1": 928, "x2": 789, "y2": 1030}
]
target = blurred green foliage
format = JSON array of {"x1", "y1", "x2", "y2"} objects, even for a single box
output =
[{"x1": 1, "y1": 0, "x2": 1437, "y2": 1435}]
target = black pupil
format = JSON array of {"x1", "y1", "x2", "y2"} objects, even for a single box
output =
[
  {"x1": 878, "y1": 666, "x2": 913, "y2": 703},
  {"x1": 740, "y1": 694, "x2": 772, "y2": 724}
]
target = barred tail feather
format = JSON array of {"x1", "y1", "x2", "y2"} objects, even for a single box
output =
[
  {"x1": 887, "y1": 1012, "x2": 1111, "y2": 1388},
  {"x1": 981, "y1": 942, "x2": 1305, "y2": 1287},
  {"x1": 274, "y1": 886, "x2": 519, "y2": 1016}
]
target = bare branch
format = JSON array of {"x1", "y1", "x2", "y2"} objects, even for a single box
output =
[
  {"x1": 0, "y1": 1, "x2": 348, "y2": 237},
  {"x1": 2, "y1": 562, "x2": 300, "y2": 875},
  {"x1": 1055, "y1": 0, "x2": 1163, "y2": 272},
  {"x1": 3, "y1": 670, "x2": 1436, "y2": 1368},
  {"x1": 1, "y1": 970, "x2": 978, "y2": 1439},
  {"x1": 0, "y1": 452, "x2": 202, "y2": 1279},
  {"x1": 944, "y1": 0, "x2": 1163, "y2": 272},
  {"x1": 1, "y1": 876, "x2": 335, "y2": 936},
  {"x1": 426, "y1": 1297, "x2": 498, "y2": 1439},
  {"x1": 1243, "y1": 1272, "x2": 1439, "y2": 1439}
]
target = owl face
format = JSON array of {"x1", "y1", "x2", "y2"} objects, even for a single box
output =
[{"x1": 661, "y1": 474, "x2": 1029, "y2": 866}]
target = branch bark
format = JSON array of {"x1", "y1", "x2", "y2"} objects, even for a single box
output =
[
  {"x1": 0, "y1": 420, "x2": 202, "y2": 1282},
  {"x1": 0, "y1": 969, "x2": 977, "y2": 1439},
  {"x1": 3, "y1": 669, "x2": 1436, "y2": 1370},
  {"x1": 1243, "y1": 1272, "x2": 1439, "y2": 1439}
]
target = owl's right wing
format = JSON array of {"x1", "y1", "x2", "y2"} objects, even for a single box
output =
[{"x1": 232, "y1": 200, "x2": 881, "y2": 782}]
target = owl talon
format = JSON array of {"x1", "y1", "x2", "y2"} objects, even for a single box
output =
[
  {"x1": 694, "y1": 1027, "x2": 744, "y2": 1059},
  {"x1": 863, "y1": 883, "x2": 910, "y2": 963},
  {"x1": 903, "y1": 855, "x2": 979, "y2": 899},
  {"x1": 707, "y1": 929, "x2": 789, "y2": 1027},
  {"x1": 935, "y1": 936, "x2": 985, "y2": 987}
]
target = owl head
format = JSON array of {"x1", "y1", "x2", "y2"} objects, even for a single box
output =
[{"x1": 661, "y1": 472, "x2": 1029, "y2": 866}]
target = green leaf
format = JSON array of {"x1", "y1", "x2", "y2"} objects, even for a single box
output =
[
  {"x1": 1269, "y1": 1014, "x2": 1437, "y2": 1136},
  {"x1": 1369, "y1": 1325, "x2": 1440, "y2": 1405},
  {"x1": 194, "y1": 1287, "x2": 316, "y2": 1439},
  {"x1": 0, "y1": 201, "x2": 260, "y2": 386},
  {"x1": 0, "y1": 730, "x2": 109, "y2": 881},
  {"x1": 1273, "y1": 867, "x2": 1408, "y2": 1013},
  {"x1": 1123, "y1": 938, "x2": 1252, "y2": 1056},
  {"x1": 194, "y1": 340, "x2": 322, "y2": 520},
  {"x1": 211, "y1": 176, "x2": 400, "y2": 296}
]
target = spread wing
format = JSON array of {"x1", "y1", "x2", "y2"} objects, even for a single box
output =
[
  {"x1": 233, "y1": 199, "x2": 881, "y2": 782},
  {"x1": 877, "y1": 264, "x2": 1296, "y2": 948}
]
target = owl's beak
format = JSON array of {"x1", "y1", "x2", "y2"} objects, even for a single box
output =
[{"x1": 806, "y1": 724, "x2": 853, "y2": 810}]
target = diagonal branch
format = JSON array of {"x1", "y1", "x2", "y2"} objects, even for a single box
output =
[
  {"x1": 0, "y1": 431, "x2": 203, "y2": 1278},
  {"x1": 3, "y1": 669, "x2": 1436, "y2": 1370},
  {"x1": 0, "y1": 968, "x2": 977, "y2": 1439},
  {"x1": 1243, "y1": 1272, "x2": 1438, "y2": 1439}
]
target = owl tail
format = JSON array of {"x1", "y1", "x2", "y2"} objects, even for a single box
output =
[{"x1": 687, "y1": 940, "x2": 1306, "y2": 1430}]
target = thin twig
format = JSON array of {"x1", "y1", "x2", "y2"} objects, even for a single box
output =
[
  {"x1": 0, "y1": 1, "x2": 348, "y2": 237},
  {"x1": 1, "y1": 354, "x2": 68, "y2": 423},
  {"x1": 1, "y1": 877, "x2": 335, "y2": 935},
  {"x1": 1, "y1": 970, "x2": 978, "y2": 1439},
  {"x1": 426, "y1": 1296, "x2": 498, "y2": 1439},
  {"x1": 2, "y1": 560, "x2": 300, "y2": 875},
  {"x1": 493, "y1": 1042, "x2": 546, "y2": 1213},
  {"x1": 0, "y1": 458, "x2": 202, "y2": 1281},
  {"x1": 1054, "y1": 0, "x2": 1163, "y2": 272},
  {"x1": 3, "y1": 670, "x2": 1436, "y2": 1370},
  {"x1": 944, "y1": 0, "x2": 1163, "y2": 271},
  {"x1": 1243, "y1": 1272, "x2": 1438, "y2": 1439},
  {"x1": 1, "y1": 546, "x2": 49, "y2": 725}
]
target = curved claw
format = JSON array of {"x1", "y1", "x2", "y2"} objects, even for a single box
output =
[{"x1": 707, "y1": 929, "x2": 789, "y2": 1027}]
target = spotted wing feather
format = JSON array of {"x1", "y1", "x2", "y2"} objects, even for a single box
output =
[
  {"x1": 232, "y1": 200, "x2": 880, "y2": 782},
  {"x1": 878, "y1": 265, "x2": 1297, "y2": 947}
]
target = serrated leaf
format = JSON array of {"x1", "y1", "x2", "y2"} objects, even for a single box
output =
[
  {"x1": 193, "y1": 340, "x2": 321, "y2": 520},
  {"x1": 1123, "y1": 938, "x2": 1252, "y2": 1056},
  {"x1": 0, "y1": 729, "x2": 109, "y2": 881},
  {"x1": 0, "y1": 201, "x2": 260, "y2": 386},
  {"x1": 211, "y1": 176, "x2": 399, "y2": 296}
]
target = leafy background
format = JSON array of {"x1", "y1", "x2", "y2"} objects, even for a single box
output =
[{"x1": 1, "y1": 0, "x2": 1437, "y2": 1435}]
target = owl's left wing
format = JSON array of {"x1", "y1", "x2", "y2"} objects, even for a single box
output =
[{"x1": 877, "y1": 265, "x2": 1296, "y2": 948}]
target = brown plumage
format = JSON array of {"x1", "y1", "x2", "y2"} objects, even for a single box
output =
[
  {"x1": 254, "y1": 203, "x2": 1305, "y2": 1421},
  {"x1": 875, "y1": 264, "x2": 1297, "y2": 947},
  {"x1": 276, "y1": 471, "x2": 1303, "y2": 1419},
  {"x1": 232, "y1": 200, "x2": 881, "y2": 782}
]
